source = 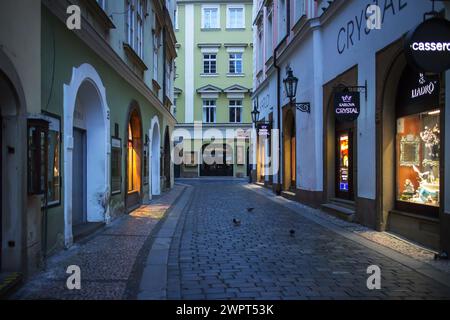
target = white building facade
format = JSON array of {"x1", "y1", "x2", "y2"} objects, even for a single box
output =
[{"x1": 252, "y1": 0, "x2": 450, "y2": 251}]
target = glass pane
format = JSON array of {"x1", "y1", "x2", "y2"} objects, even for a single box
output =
[
  {"x1": 47, "y1": 130, "x2": 60, "y2": 204},
  {"x1": 338, "y1": 134, "x2": 349, "y2": 192},
  {"x1": 397, "y1": 110, "x2": 440, "y2": 207},
  {"x1": 230, "y1": 107, "x2": 235, "y2": 122}
]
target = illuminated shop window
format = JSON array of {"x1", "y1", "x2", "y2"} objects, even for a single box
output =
[
  {"x1": 396, "y1": 110, "x2": 440, "y2": 207},
  {"x1": 47, "y1": 122, "x2": 61, "y2": 205},
  {"x1": 338, "y1": 133, "x2": 349, "y2": 192}
]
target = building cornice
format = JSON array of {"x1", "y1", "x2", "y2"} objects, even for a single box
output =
[{"x1": 43, "y1": 0, "x2": 177, "y2": 125}]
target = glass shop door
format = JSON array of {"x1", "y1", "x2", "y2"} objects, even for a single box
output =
[{"x1": 335, "y1": 129, "x2": 354, "y2": 200}]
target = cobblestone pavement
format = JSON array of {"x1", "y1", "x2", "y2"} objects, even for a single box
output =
[
  {"x1": 166, "y1": 180, "x2": 450, "y2": 300},
  {"x1": 12, "y1": 185, "x2": 185, "y2": 300},
  {"x1": 248, "y1": 184, "x2": 450, "y2": 275}
]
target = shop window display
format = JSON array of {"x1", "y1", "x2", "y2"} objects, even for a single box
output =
[
  {"x1": 396, "y1": 110, "x2": 440, "y2": 207},
  {"x1": 338, "y1": 134, "x2": 349, "y2": 192}
]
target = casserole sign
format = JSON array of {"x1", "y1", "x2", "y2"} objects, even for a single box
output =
[{"x1": 405, "y1": 17, "x2": 450, "y2": 73}]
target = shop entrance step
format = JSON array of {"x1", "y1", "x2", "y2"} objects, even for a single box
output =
[{"x1": 321, "y1": 202, "x2": 355, "y2": 222}]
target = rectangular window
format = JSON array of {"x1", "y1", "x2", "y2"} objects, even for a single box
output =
[
  {"x1": 396, "y1": 110, "x2": 440, "y2": 209},
  {"x1": 257, "y1": 25, "x2": 264, "y2": 71},
  {"x1": 153, "y1": 12, "x2": 160, "y2": 81},
  {"x1": 203, "y1": 54, "x2": 217, "y2": 74},
  {"x1": 265, "y1": 8, "x2": 273, "y2": 59},
  {"x1": 229, "y1": 100, "x2": 242, "y2": 123},
  {"x1": 111, "y1": 138, "x2": 122, "y2": 194},
  {"x1": 294, "y1": 0, "x2": 305, "y2": 22},
  {"x1": 174, "y1": 6, "x2": 179, "y2": 29},
  {"x1": 278, "y1": 0, "x2": 287, "y2": 41},
  {"x1": 227, "y1": 6, "x2": 244, "y2": 28},
  {"x1": 202, "y1": 7, "x2": 219, "y2": 29},
  {"x1": 229, "y1": 53, "x2": 243, "y2": 74},
  {"x1": 46, "y1": 115, "x2": 61, "y2": 206},
  {"x1": 127, "y1": 0, "x2": 146, "y2": 59},
  {"x1": 203, "y1": 100, "x2": 216, "y2": 123}
]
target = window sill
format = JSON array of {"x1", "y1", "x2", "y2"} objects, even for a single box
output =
[
  {"x1": 201, "y1": 73, "x2": 219, "y2": 77},
  {"x1": 265, "y1": 56, "x2": 274, "y2": 69},
  {"x1": 226, "y1": 27, "x2": 246, "y2": 31},
  {"x1": 123, "y1": 43, "x2": 148, "y2": 72},
  {"x1": 152, "y1": 79, "x2": 162, "y2": 91},
  {"x1": 201, "y1": 28, "x2": 221, "y2": 31},
  {"x1": 86, "y1": 0, "x2": 116, "y2": 30},
  {"x1": 227, "y1": 73, "x2": 245, "y2": 77}
]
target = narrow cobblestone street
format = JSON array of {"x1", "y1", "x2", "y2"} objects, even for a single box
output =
[
  {"x1": 11, "y1": 180, "x2": 450, "y2": 300},
  {"x1": 164, "y1": 180, "x2": 450, "y2": 300}
]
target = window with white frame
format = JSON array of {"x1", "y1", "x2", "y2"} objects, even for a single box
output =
[
  {"x1": 203, "y1": 54, "x2": 217, "y2": 74},
  {"x1": 257, "y1": 24, "x2": 264, "y2": 71},
  {"x1": 229, "y1": 53, "x2": 243, "y2": 74},
  {"x1": 202, "y1": 6, "x2": 219, "y2": 29},
  {"x1": 294, "y1": 0, "x2": 305, "y2": 22},
  {"x1": 265, "y1": 6, "x2": 273, "y2": 59},
  {"x1": 203, "y1": 100, "x2": 216, "y2": 123},
  {"x1": 227, "y1": 6, "x2": 245, "y2": 28},
  {"x1": 277, "y1": 0, "x2": 287, "y2": 41},
  {"x1": 174, "y1": 6, "x2": 179, "y2": 29},
  {"x1": 126, "y1": 0, "x2": 146, "y2": 59},
  {"x1": 229, "y1": 100, "x2": 242, "y2": 123},
  {"x1": 152, "y1": 10, "x2": 161, "y2": 81}
]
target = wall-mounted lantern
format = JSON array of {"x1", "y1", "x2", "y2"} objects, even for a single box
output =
[{"x1": 283, "y1": 67, "x2": 311, "y2": 113}]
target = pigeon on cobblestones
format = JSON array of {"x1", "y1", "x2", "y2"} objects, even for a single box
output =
[
  {"x1": 289, "y1": 229, "x2": 296, "y2": 237},
  {"x1": 247, "y1": 208, "x2": 255, "y2": 213},
  {"x1": 233, "y1": 218, "x2": 241, "y2": 226}
]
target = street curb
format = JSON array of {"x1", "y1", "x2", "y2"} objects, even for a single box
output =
[
  {"x1": 245, "y1": 183, "x2": 450, "y2": 290},
  {"x1": 137, "y1": 185, "x2": 194, "y2": 300}
]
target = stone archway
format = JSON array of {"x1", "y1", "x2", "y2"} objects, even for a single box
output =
[
  {"x1": 149, "y1": 115, "x2": 161, "y2": 198},
  {"x1": 63, "y1": 63, "x2": 110, "y2": 248},
  {"x1": 163, "y1": 126, "x2": 171, "y2": 189},
  {"x1": 283, "y1": 107, "x2": 296, "y2": 191},
  {"x1": 125, "y1": 103, "x2": 143, "y2": 212},
  {"x1": 0, "y1": 50, "x2": 27, "y2": 272}
]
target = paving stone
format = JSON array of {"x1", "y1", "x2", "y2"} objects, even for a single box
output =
[{"x1": 166, "y1": 180, "x2": 450, "y2": 300}]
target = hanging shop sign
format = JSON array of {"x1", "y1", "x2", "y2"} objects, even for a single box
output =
[
  {"x1": 334, "y1": 91, "x2": 360, "y2": 122},
  {"x1": 405, "y1": 17, "x2": 450, "y2": 73},
  {"x1": 396, "y1": 67, "x2": 439, "y2": 113},
  {"x1": 257, "y1": 123, "x2": 271, "y2": 137}
]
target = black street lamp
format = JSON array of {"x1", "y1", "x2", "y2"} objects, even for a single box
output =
[
  {"x1": 251, "y1": 99, "x2": 261, "y2": 124},
  {"x1": 283, "y1": 67, "x2": 311, "y2": 113}
]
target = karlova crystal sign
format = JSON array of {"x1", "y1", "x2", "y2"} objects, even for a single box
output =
[{"x1": 334, "y1": 92, "x2": 361, "y2": 122}]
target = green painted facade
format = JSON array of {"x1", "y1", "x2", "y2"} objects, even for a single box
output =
[{"x1": 41, "y1": 4, "x2": 174, "y2": 255}]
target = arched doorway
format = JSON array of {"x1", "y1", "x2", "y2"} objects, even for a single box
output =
[
  {"x1": 323, "y1": 66, "x2": 358, "y2": 204},
  {"x1": 283, "y1": 107, "x2": 296, "y2": 191},
  {"x1": 63, "y1": 63, "x2": 110, "y2": 247},
  {"x1": 163, "y1": 126, "x2": 171, "y2": 189},
  {"x1": 125, "y1": 104, "x2": 143, "y2": 212},
  {"x1": 377, "y1": 45, "x2": 444, "y2": 249},
  {"x1": 149, "y1": 115, "x2": 161, "y2": 198},
  {"x1": 0, "y1": 59, "x2": 26, "y2": 272},
  {"x1": 200, "y1": 143, "x2": 234, "y2": 176},
  {"x1": 257, "y1": 135, "x2": 266, "y2": 183}
]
